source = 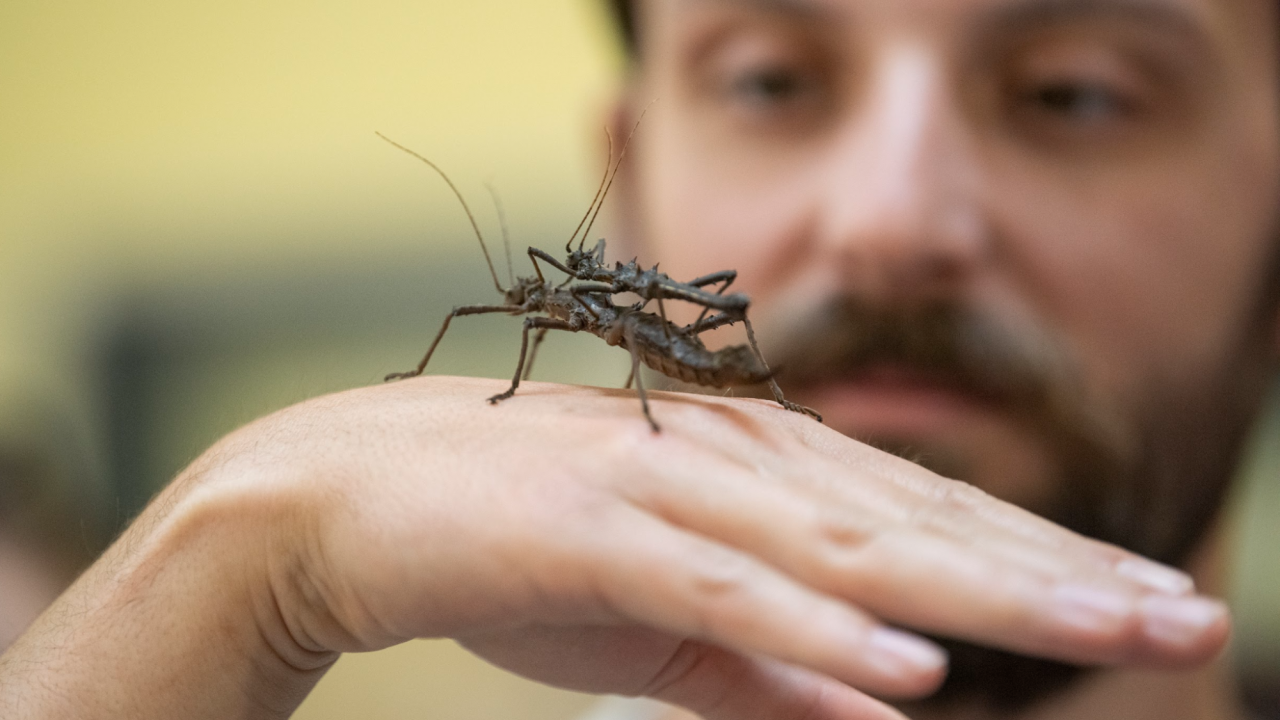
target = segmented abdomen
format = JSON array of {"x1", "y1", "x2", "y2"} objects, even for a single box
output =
[{"x1": 621, "y1": 313, "x2": 771, "y2": 388}]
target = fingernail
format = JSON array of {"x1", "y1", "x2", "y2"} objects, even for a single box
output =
[
  {"x1": 1116, "y1": 559, "x2": 1195, "y2": 595},
  {"x1": 1141, "y1": 595, "x2": 1228, "y2": 648},
  {"x1": 1052, "y1": 584, "x2": 1132, "y2": 633},
  {"x1": 866, "y1": 627, "x2": 947, "y2": 678}
]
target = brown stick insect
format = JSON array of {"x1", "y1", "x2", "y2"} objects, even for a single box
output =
[{"x1": 378, "y1": 130, "x2": 821, "y2": 431}]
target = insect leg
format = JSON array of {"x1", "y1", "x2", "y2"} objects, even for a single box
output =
[
  {"x1": 521, "y1": 327, "x2": 550, "y2": 381},
  {"x1": 385, "y1": 304, "x2": 521, "y2": 381},
  {"x1": 687, "y1": 270, "x2": 737, "y2": 326},
  {"x1": 684, "y1": 311, "x2": 738, "y2": 336},
  {"x1": 741, "y1": 316, "x2": 824, "y2": 423},
  {"x1": 623, "y1": 325, "x2": 660, "y2": 433},
  {"x1": 687, "y1": 269, "x2": 737, "y2": 290},
  {"x1": 528, "y1": 247, "x2": 576, "y2": 277},
  {"x1": 569, "y1": 282, "x2": 618, "y2": 320},
  {"x1": 638, "y1": 280, "x2": 748, "y2": 315},
  {"x1": 655, "y1": 296, "x2": 675, "y2": 342},
  {"x1": 487, "y1": 317, "x2": 578, "y2": 404}
]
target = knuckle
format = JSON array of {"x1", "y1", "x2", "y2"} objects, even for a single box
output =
[
  {"x1": 814, "y1": 507, "x2": 879, "y2": 557},
  {"x1": 687, "y1": 547, "x2": 755, "y2": 603},
  {"x1": 929, "y1": 477, "x2": 990, "y2": 510}
]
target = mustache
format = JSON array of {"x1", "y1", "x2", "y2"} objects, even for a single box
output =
[
  {"x1": 755, "y1": 296, "x2": 1126, "y2": 712},
  {"x1": 759, "y1": 297, "x2": 1085, "y2": 418},
  {"x1": 758, "y1": 294, "x2": 1137, "y2": 545}
]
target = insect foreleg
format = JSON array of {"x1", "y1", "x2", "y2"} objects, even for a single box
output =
[
  {"x1": 740, "y1": 316, "x2": 823, "y2": 422},
  {"x1": 528, "y1": 247, "x2": 575, "y2": 278},
  {"x1": 386, "y1": 304, "x2": 522, "y2": 382},
  {"x1": 487, "y1": 317, "x2": 578, "y2": 405}
]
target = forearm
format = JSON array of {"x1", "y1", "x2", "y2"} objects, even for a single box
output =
[{"x1": 0, "y1": 459, "x2": 336, "y2": 719}]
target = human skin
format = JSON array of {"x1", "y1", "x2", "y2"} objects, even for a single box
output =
[
  {"x1": 0, "y1": 0, "x2": 1274, "y2": 717},
  {"x1": 0, "y1": 538, "x2": 63, "y2": 652},
  {"x1": 615, "y1": 0, "x2": 1280, "y2": 515},
  {"x1": 0, "y1": 378, "x2": 1232, "y2": 720},
  {"x1": 605, "y1": 0, "x2": 1280, "y2": 715}
]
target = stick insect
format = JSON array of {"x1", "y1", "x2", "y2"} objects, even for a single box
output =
[{"x1": 379, "y1": 130, "x2": 821, "y2": 431}]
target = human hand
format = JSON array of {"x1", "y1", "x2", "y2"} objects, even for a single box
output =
[
  {"x1": 208, "y1": 376, "x2": 1226, "y2": 720},
  {"x1": 0, "y1": 376, "x2": 1229, "y2": 720}
]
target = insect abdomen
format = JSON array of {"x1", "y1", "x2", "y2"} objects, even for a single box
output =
[{"x1": 625, "y1": 315, "x2": 772, "y2": 388}]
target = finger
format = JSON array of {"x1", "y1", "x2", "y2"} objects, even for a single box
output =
[
  {"x1": 618, "y1": 436, "x2": 1225, "y2": 667},
  {"x1": 643, "y1": 400, "x2": 1193, "y2": 598},
  {"x1": 782, "y1": 415, "x2": 1195, "y2": 594},
  {"x1": 586, "y1": 502, "x2": 948, "y2": 698},
  {"x1": 643, "y1": 641, "x2": 910, "y2": 720}
]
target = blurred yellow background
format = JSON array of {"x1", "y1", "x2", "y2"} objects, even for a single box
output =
[
  {"x1": 1, "y1": 2, "x2": 624, "y2": 718},
  {"x1": 0, "y1": 0, "x2": 622, "y2": 408},
  {"x1": 0, "y1": 1, "x2": 1276, "y2": 718}
]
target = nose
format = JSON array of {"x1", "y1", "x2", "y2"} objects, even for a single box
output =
[{"x1": 817, "y1": 46, "x2": 990, "y2": 305}]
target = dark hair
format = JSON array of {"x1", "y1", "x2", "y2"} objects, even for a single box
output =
[{"x1": 605, "y1": 0, "x2": 638, "y2": 57}]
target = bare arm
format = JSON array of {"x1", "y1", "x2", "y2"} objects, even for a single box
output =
[{"x1": 0, "y1": 377, "x2": 1230, "y2": 720}]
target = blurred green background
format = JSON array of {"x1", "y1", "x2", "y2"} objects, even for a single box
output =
[{"x1": 0, "y1": 1, "x2": 1275, "y2": 718}]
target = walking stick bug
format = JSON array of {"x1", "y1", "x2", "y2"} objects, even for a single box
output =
[{"x1": 378, "y1": 129, "x2": 820, "y2": 431}]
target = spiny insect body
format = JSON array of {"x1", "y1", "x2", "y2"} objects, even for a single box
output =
[{"x1": 379, "y1": 129, "x2": 820, "y2": 431}]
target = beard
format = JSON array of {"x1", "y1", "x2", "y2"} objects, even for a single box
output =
[{"x1": 680, "y1": 294, "x2": 1276, "y2": 715}]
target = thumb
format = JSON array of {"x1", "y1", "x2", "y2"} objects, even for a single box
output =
[{"x1": 641, "y1": 641, "x2": 912, "y2": 720}]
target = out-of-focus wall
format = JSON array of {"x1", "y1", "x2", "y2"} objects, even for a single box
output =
[
  {"x1": 0, "y1": 0, "x2": 620, "y2": 416},
  {"x1": 0, "y1": 2, "x2": 623, "y2": 718}
]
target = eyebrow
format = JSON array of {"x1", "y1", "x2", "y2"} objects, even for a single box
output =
[
  {"x1": 679, "y1": 0, "x2": 1208, "y2": 40},
  {"x1": 677, "y1": 0, "x2": 836, "y2": 23},
  {"x1": 971, "y1": 0, "x2": 1210, "y2": 44}
]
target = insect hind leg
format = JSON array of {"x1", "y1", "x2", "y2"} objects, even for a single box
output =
[
  {"x1": 488, "y1": 317, "x2": 577, "y2": 404},
  {"x1": 741, "y1": 316, "x2": 823, "y2": 423}
]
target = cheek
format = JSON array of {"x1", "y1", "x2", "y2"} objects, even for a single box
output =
[
  {"x1": 635, "y1": 114, "x2": 814, "y2": 298},
  {"x1": 995, "y1": 139, "x2": 1280, "y2": 403}
]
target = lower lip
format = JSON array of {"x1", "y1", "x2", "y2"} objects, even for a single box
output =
[{"x1": 797, "y1": 373, "x2": 996, "y2": 435}]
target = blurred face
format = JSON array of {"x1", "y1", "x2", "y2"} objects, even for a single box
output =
[
  {"x1": 0, "y1": 536, "x2": 63, "y2": 652},
  {"x1": 618, "y1": 0, "x2": 1280, "y2": 706}
]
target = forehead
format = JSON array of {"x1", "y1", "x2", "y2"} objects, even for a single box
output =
[{"x1": 645, "y1": 0, "x2": 1272, "y2": 49}]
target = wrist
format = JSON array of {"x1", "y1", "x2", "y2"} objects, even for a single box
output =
[{"x1": 0, "y1": 443, "x2": 338, "y2": 719}]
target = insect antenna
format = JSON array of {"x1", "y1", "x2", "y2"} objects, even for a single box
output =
[
  {"x1": 579, "y1": 103, "x2": 652, "y2": 252},
  {"x1": 376, "y1": 132, "x2": 506, "y2": 294},
  {"x1": 566, "y1": 130, "x2": 614, "y2": 253},
  {"x1": 485, "y1": 182, "x2": 515, "y2": 288}
]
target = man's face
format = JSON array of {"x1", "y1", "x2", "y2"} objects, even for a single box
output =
[
  {"x1": 617, "y1": 0, "x2": 1280, "y2": 705},
  {"x1": 621, "y1": 0, "x2": 1278, "y2": 548}
]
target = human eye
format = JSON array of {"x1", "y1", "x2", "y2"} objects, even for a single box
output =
[
  {"x1": 696, "y1": 29, "x2": 834, "y2": 132},
  {"x1": 1015, "y1": 78, "x2": 1135, "y2": 124},
  {"x1": 1000, "y1": 35, "x2": 1167, "y2": 148},
  {"x1": 724, "y1": 62, "x2": 816, "y2": 109}
]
